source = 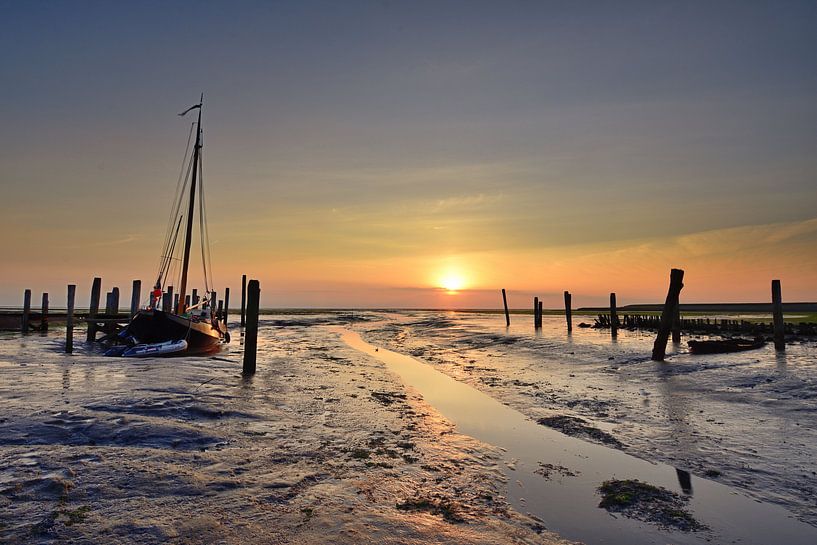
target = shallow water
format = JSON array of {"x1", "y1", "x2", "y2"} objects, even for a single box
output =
[
  {"x1": 360, "y1": 311, "x2": 817, "y2": 526},
  {"x1": 341, "y1": 328, "x2": 817, "y2": 545}
]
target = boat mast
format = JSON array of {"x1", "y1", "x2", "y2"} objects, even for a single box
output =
[{"x1": 176, "y1": 97, "x2": 203, "y2": 314}]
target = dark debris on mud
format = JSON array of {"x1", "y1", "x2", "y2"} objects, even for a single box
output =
[
  {"x1": 597, "y1": 479, "x2": 707, "y2": 532},
  {"x1": 537, "y1": 415, "x2": 623, "y2": 448}
]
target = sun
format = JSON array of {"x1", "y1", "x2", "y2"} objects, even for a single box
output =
[{"x1": 438, "y1": 272, "x2": 467, "y2": 293}]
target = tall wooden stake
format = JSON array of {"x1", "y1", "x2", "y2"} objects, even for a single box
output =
[
  {"x1": 651, "y1": 269, "x2": 685, "y2": 362},
  {"x1": 610, "y1": 292, "x2": 618, "y2": 337},
  {"x1": 501, "y1": 289, "x2": 510, "y2": 326},
  {"x1": 87, "y1": 277, "x2": 101, "y2": 342},
  {"x1": 22, "y1": 289, "x2": 31, "y2": 334},
  {"x1": 243, "y1": 279, "x2": 260, "y2": 375},
  {"x1": 564, "y1": 291, "x2": 572, "y2": 332},
  {"x1": 538, "y1": 301, "x2": 543, "y2": 328},
  {"x1": 240, "y1": 274, "x2": 247, "y2": 327},
  {"x1": 671, "y1": 305, "x2": 681, "y2": 343},
  {"x1": 41, "y1": 293, "x2": 49, "y2": 331},
  {"x1": 224, "y1": 287, "x2": 230, "y2": 325},
  {"x1": 66, "y1": 285, "x2": 76, "y2": 353},
  {"x1": 533, "y1": 297, "x2": 539, "y2": 328},
  {"x1": 772, "y1": 279, "x2": 785, "y2": 351},
  {"x1": 130, "y1": 280, "x2": 141, "y2": 319}
]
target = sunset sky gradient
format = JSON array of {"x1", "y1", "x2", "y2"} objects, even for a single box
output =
[{"x1": 1, "y1": 1, "x2": 815, "y2": 308}]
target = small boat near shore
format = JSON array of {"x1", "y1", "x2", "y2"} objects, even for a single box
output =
[
  {"x1": 108, "y1": 96, "x2": 226, "y2": 356},
  {"x1": 687, "y1": 338, "x2": 766, "y2": 355}
]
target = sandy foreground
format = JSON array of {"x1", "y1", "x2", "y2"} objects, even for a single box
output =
[{"x1": 0, "y1": 317, "x2": 575, "y2": 544}]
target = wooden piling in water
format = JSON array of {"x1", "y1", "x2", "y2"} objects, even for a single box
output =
[
  {"x1": 87, "y1": 277, "x2": 101, "y2": 342},
  {"x1": 243, "y1": 279, "x2": 260, "y2": 375},
  {"x1": 41, "y1": 293, "x2": 49, "y2": 331},
  {"x1": 224, "y1": 287, "x2": 230, "y2": 325},
  {"x1": 533, "y1": 297, "x2": 539, "y2": 328},
  {"x1": 217, "y1": 300, "x2": 223, "y2": 320},
  {"x1": 501, "y1": 289, "x2": 510, "y2": 327},
  {"x1": 538, "y1": 301, "x2": 543, "y2": 328},
  {"x1": 22, "y1": 289, "x2": 31, "y2": 334},
  {"x1": 66, "y1": 285, "x2": 75, "y2": 353},
  {"x1": 240, "y1": 274, "x2": 247, "y2": 327},
  {"x1": 192, "y1": 289, "x2": 199, "y2": 306},
  {"x1": 651, "y1": 269, "x2": 685, "y2": 362},
  {"x1": 564, "y1": 291, "x2": 572, "y2": 332},
  {"x1": 130, "y1": 280, "x2": 141, "y2": 319},
  {"x1": 772, "y1": 279, "x2": 785, "y2": 351},
  {"x1": 162, "y1": 292, "x2": 172, "y2": 313},
  {"x1": 609, "y1": 293, "x2": 618, "y2": 336}
]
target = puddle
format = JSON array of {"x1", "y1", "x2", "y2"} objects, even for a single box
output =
[{"x1": 340, "y1": 328, "x2": 817, "y2": 545}]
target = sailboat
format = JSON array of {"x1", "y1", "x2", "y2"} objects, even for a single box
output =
[{"x1": 113, "y1": 96, "x2": 227, "y2": 356}]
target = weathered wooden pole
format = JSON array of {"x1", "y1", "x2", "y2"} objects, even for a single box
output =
[
  {"x1": 173, "y1": 293, "x2": 179, "y2": 312},
  {"x1": 223, "y1": 287, "x2": 230, "y2": 325},
  {"x1": 130, "y1": 280, "x2": 141, "y2": 319},
  {"x1": 651, "y1": 269, "x2": 685, "y2": 362},
  {"x1": 533, "y1": 297, "x2": 539, "y2": 328},
  {"x1": 771, "y1": 279, "x2": 785, "y2": 351},
  {"x1": 538, "y1": 301, "x2": 543, "y2": 327},
  {"x1": 217, "y1": 300, "x2": 223, "y2": 320},
  {"x1": 240, "y1": 274, "x2": 247, "y2": 327},
  {"x1": 40, "y1": 293, "x2": 49, "y2": 331},
  {"x1": 185, "y1": 295, "x2": 191, "y2": 309},
  {"x1": 671, "y1": 305, "x2": 681, "y2": 343},
  {"x1": 22, "y1": 289, "x2": 32, "y2": 334},
  {"x1": 564, "y1": 291, "x2": 572, "y2": 332},
  {"x1": 501, "y1": 289, "x2": 510, "y2": 326},
  {"x1": 162, "y1": 292, "x2": 172, "y2": 313},
  {"x1": 243, "y1": 279, "x2": 260, "y2": 375},
  {"x1": 610, "y1": 293, "x2": 618, "y2": 336},
  {"x1": 66, "y1": 284, "x2": 76, "y2": 353},
  {"x1": 105, "y1": 291, "x2": 113, "y2": 315},
  {"x1": 167, "y1": 285, "x2": 174, "y2": 312},
  {"x1": 87, "y1": 277, "x2": 101, "y2": 342},
  {"x1": 192, "y1": 289, "x2": 199, "y2": 306}
]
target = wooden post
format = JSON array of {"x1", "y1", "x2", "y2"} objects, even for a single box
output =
[
  {"x1": 130, "y1": 280, "x2": 141, "y2": 319},
  {"x1": 192, "y1": 289, "x2": 199, "y2": 306},
  {"x1": 671, "y1": 305, "x2": 681, "y2": 343},
  {"x1": 66, "y1": 285, "x2": 76, "y2": 353},
  {"x1": 87, "y1": 277, "x2": 101, "y2": 342},
  {"x1": 610, "y1": 293, "x2": 618, "y2": 336},
  {"x1": 173, "y1": 293, "x2": 179, "y2": 313},
  {"x1": 162, "y1": 292, "x2": 172, "y2": 313},
  {"x1": 217, "y1": 300, "x2": 223, "y2": 320},
  {"x1": 533, "y1": 297, "x2": 539, "y2": 328},
  {"x1": 41, "y1": 293, "x2": 49, "y2": 331},
  {"x1": 105, "y1": 291, "x2": 114, "y2": 315},
  {"x1": 22, "y1": 289, "x2": 31, "y2": 334},
  {"x1": 185, "y1": 295, "x2": 191, "y2": 309},
  {"x1": 243, "y1": 279, "x2": 260, "y2": 375},
  {"x1": 240, "y1": 274, "x2": 247, "y2": 327},
  {"x1": 564, "y1": 291, "x2": 572, "y2": 332},
  {"x1": 538, "y1": 301, "x2": 543, "y2": 327},
  {"x1": 501, "y1": 289, "x2": 510, "y2": 327},
  {"x1": 167, "y1": 285, "x2": 174, "y2": 312},
  {"x1": 651, "y1": 269, "x2": 685, "y2": 362},
  {"x1": 772, "y1": 279, "x2": 785, "y2": 351},
  {"x1": 224, "y1": 287, "x2": 230, "y2": 325}
]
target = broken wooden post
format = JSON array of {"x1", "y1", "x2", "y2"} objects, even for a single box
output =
[
  {"x1": 240, "y1": 274, "x2": 247, "y2": 327},
  {"x1": 22, "y1": 289, "x2": 31, "y2": 334},
  {"x1": 87, "y1": 277, "x2": 101, "y2": 342},
  {"x1": 533, "y1": 297, "x2": 539, "y2": 328},
  {"x1": 243, "y1": 279, "x2": 260, "y2": 375},
  {"x1": 501, "y1": 289, "x2": 510, "y2": 327},
  {"x1": 40, "y1": 293, "x2": 49, "y2": 331},
  {"x1": 66, "y1": 285, "x2": 76, "y2": 353},
  {"x1": 610, "y1": 292, "x2": 618, "y2": 336},
  {"x1": 130, "y1": 280, "x2": 141, "y2": 319},
  {"x1": 671, "y1": 305, "x2": 681, "y2": 343},
  {"x1": 224, "y1": 287, "x2": 230, "y2": 325},
  {"x1": 772, "y1": 279, "x2": 785, "y2": 351},
  {"x1": 651, "y1": 269, "x2": 685, "y2": 362},
  {"x1": 564, "y1": 291, "x2": 572, "y2": 332}
]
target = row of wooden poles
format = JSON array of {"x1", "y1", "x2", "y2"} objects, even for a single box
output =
[
  {"x1": 500, "y1": 270, "x2": 789, "y2": 360},
  {"x1": 17, "y1": 274, "x2": 264, "y2": 374}
]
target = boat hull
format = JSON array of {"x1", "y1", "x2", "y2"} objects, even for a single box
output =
[{"x1": 125, "y1": 310, "x2": 224, "y2": 355}]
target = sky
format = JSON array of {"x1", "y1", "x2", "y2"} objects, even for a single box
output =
[{"x1": 1, "y1": 1, "x2": 815, "y2": 308}]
